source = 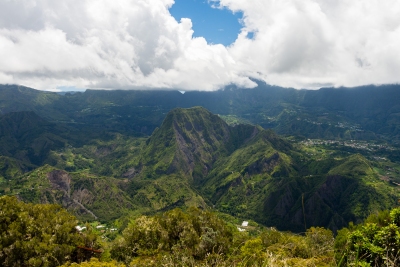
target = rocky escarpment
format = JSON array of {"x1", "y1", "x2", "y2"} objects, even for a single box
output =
[
  {"x1": 245, "y1": 153, "x2": 281, "y2": 175},
  {"x1": 48, "y1": 170, "x2": 71, "y2": 194},
  {"x1": 138, "y1": 107, "x2": 258, "y2": 181},
  {"x1": 47, "y1": 170, "x2": 97, "y2": 219},
  {"x1": 121, "y1": 107, "x2": 261, "y2": 214},
  {"x1": 170, "y1": 113, "x2": 229, "y2": 178}
]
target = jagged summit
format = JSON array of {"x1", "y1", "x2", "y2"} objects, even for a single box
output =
[{"x1": 141, "y1": 107, "x2": 258, "y2": 180}]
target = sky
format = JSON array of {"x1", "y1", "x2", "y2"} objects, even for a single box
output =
[
  {"x1": 169, "y1": 0, "x2": 243, "y2": 46},
  {"x1": 0, "y1": 0, "x2": 399, "y2": 91}
]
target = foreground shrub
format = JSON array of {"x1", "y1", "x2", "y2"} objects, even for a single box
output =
[
  {"x1": 110, "y1": 207, "x2": 235, "y2": 264},
  {"x1": 335, "y1": 208, "x2": 400, "y2": 266},
  {"x1": 0, "y1": 196, "x2": 99, "y2": 267},
  {"x1": 111, "y1": 207, "x2": 336, "y2": 266}
]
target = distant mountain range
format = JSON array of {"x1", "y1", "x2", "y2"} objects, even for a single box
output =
[
  {"x1": 2, "y1": 83, "x2": 400, "y2": 142},
  {"x1": 1, "y1": 83, "x2": 400, "y2": 232}
]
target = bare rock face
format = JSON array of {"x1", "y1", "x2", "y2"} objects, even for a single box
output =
[
  {"x1": 170, "y1": 109, "x2": 231, "y2": 178},
  {"x1": 122, "y1": 167, "x2": 139, "y2": 178},
  {"x1": 72, "y1": 188, "x2": 95, "y2": 206},
  {"x1": 47, "y1": 170, "x2": 71, "y2": 196},
  {"x1": 142, "y1": 107, "x2": 259, "y2": 184},
  {"x1": 246, "y1": 153, "x2": 280, "y2": 175},
  {"x1": 47, "y1": 170, "x2": 97, "y2": 219},
  {"x1": 274, "y1": 186, "x2": 296, "y2": 217}
]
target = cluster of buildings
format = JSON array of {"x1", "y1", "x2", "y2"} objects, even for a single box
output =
[{"x1": 302, "y1": 139, "x2": 393, "y2": 152}]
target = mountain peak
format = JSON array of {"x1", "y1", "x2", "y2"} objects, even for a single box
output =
[{"x1": 140, "y1": 107, "x2": 231, "y2": 179}]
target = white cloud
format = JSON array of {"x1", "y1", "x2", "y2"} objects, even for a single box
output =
[
  {"x1": 0, "y1": 0, "x2": 253, "y2": 91},
  {"x1": 0, "y1": 0, "x2": 399, "y2": 90},
  {"x1": 220, "y1": 0, "x2": 400, "y2": 88}
]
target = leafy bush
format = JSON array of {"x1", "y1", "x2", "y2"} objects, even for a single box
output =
[
  {"x1": 110, "y1": 208, "x2": 337, "y2": 266},
  {"x1": 335, "y1": 208, "x2": 400, "y2": 266},
  {"x1": 110, "y1": 208, "x2": 235, "y2": 264},
  {"x1": 0, "y1": 196, "x2": 99, "y2": 267}
]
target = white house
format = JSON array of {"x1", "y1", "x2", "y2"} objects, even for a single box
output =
[{"x1": 75, "y1": 226, "x2": 86, "y2": 232}]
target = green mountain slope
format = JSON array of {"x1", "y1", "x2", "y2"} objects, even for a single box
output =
[
  {"x1": 1, "y1": 105, "x2": 400, "y2": 232},
  {"x1": 122, "y1": 107, "x2": 262, "y2": 212},
  {"x1": 0, "y1": 111, "x2": 70, "y2": 166},
  {"x1": 118, "y1": 107, "x2": 400, "y2": 231},
  {"x1": 0, "y1": 156, "x2": 28, "y2": 180},
  {"x1": 5, "y1": 165, "x2": 136, "y2": 222},
  {"x1": 203, "y1": 142, "x2": 400, "y2": 232},
  {"x1": 140, "y1": 107, "x2": 232, "y2": 180}
]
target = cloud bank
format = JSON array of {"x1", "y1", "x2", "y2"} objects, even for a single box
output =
[{"x1": 0, "y1": 0, "x2": 399, "y2": 90}]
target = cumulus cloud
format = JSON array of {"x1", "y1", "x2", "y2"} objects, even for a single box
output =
[
  {"x1": 220, "y1": 0, "x2": 400, "y2": 88},
  {"x1": 0, "y1": 0, "x2": 399, "y2": 90},
  {"x1": 0, "y1": 0, "x2": 253, "y2": 91}
]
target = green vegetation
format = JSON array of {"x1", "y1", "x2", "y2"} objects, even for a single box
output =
[
  {"x1": 0, "y1": 197, "x2": 337, "y2": 266},
  {"x1": 2, "y1": 85, "x2": 400, "y2": 265},
  {"x1": 2, "y1": 106, "x2": 400, "y2": 233},
  {"x1": 60, "y1": 259, "x2": 124, "y2": 267},
  {"x1": 219, "y1": 114, "x2": 252, "y2": 126},
  {"x1": 2, "y1": 83, "x2": 400, "y2": 142},
  {"x1": 3, "y1": 194, "x2": 400, "y2": 266},
  {"x1": 0, "y1": 156, "x2": 27, "y2": 186},
  {"x1": 5, "y1": 165, "x2": 138, "y2": 222},
  {"x1": 0, "y1": 196, "x2": 100, "y2": 267},
  {"x1": 335, "y1": 208, "x2": 400, "y2": 266},
  {"x1": 109, "y1": 208, "x2": 336, "y2": 266}
]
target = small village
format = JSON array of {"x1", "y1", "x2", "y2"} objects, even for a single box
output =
[
  {"x1": 301, "y1": 138, "x2": 394, "y2": 153},
  {"x1": 76, "y1": 222, "x2": 119, "y2": 241}
]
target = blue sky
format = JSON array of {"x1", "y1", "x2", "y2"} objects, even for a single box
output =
[{"x1": 169, "y1": 0, "x2": 243, "y2": 46}]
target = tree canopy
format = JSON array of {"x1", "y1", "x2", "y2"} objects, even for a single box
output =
[{"x1": 0, "y1": 196, "x2": 98, "y2": 267}]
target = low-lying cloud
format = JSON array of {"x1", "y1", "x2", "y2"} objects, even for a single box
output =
[{"x1": 0, "y1": 0, "x2": 399, "y2": 91}]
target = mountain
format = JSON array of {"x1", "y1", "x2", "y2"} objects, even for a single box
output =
[
  {"x1": 151, "y1": 108, "x2": 400, "y2": 231},
  {"x1": 204, "y1": 150, "x2": 399, "y2": 231},
  {"x1": 5, "y1": 165, "x2": 137, "y2": 222},
  {"x1": 138, "y1": 107, "x2": 257, "y2": 180},
  {"x1": 0, "y1": 111, "x2": 70, "y2": 166},
  {"x1": 116, "y1": 107, "x2": 400, "y2": 231},
  {"x1": 0, "y1": 156, "x2": 28, "y2": 185},
  {"x1": 1, "y1": 87, "x2": 400, "y2": 231},
  {"x1": 1, "y1": 83, "x2": 400, "y2": 141},
  {"x1": 123, "y1": 107, "x2": 258, "y2": 213}
]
